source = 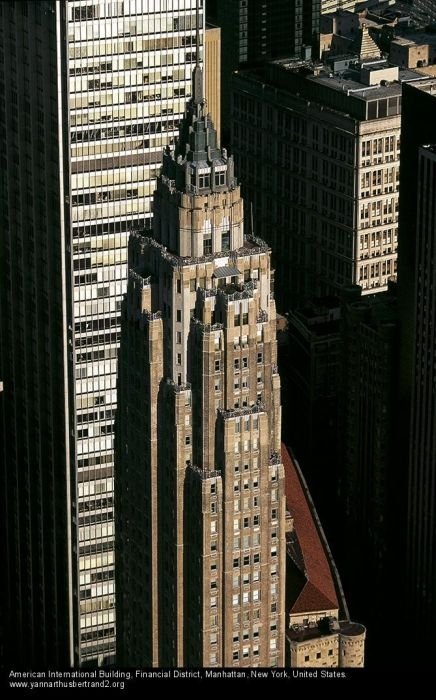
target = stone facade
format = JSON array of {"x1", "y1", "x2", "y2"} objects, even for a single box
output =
[{"x1": 116, "y1": 64, "x2": 286, "y2": 667}]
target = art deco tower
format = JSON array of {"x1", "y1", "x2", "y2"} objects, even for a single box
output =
[{"x1": 115, "y1": 61, "x2": 286, "y2": 667}]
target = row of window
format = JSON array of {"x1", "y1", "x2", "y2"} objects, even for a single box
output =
[
  {"x1": 72, "y1": 188, "x2": 138, "y2": 205},
  {"x1": 70, "y1": 118, "x2": 179, "y2": 142},
  {"x1": 232, "y1": 515, "x2": 261, "y2": 531}
]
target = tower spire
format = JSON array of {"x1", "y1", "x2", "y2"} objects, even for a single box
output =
[{"x1": 192, "y1": 0, "x2": 203, "y2": 106}]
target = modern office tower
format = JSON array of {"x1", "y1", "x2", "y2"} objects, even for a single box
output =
[
  {"x1": 231, "y1": 59, "x2": 423, "y2": 312},
  {"x1": 321, "y1": 1, "x2": 358, "y2": 13},
  {"x1": 0, "y1": 0, "x2": 204, "y2": 665},
  {"x1": 0, "y1": 1, "x2": 76, "y2": 668},
  {"x1": 282, "y1": 446, "x2": 365, "y2": 668},
  {"x1": 115, "y1": 65, "x2": 286, "y2": 667},
  {"x1": 206, "y1": 1, "x2": 321, "y2": 137}
]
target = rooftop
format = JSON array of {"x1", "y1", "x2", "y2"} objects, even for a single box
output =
[
  {"x1": 282, "y1": 445, "x2": 340, "y2": 616},
  {"x1": 234, "y1": 58, "x2": 426, "y2": 120}
]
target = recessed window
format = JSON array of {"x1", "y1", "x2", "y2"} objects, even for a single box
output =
[
  {"x1": 199, "y1": 173, "x2": 210, "y2": 189},
  {"x1": 221, "y1": 230, "x2": 230, "y2": 250}
]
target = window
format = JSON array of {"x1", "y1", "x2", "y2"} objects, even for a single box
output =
[
  {"x1": 176, "y1": 331, "x2": 182, "y2": 344},
  {"x1": 211, "y1": 520, "x2": 217, "y2": 534},
  {"x1": 242, "y1": 591, "x2": 250, "y2": 603},
  {"x1": 242, "y1": 313, "x2": 248, "y2": 325},
  {"x1": 233, "y1": 557, "x2": 239, "y2": 568},
  {"x1": 243, "y1": 555, "x2": 250, "y2": 566},
  {"x1": 176, "y1": 310, "x2": 181, "y2": 322},
  {"x1": 210, "y1": 596, "x2": 217, "y2": 608},
  {"x1": 203, "y1": 238, "x2": 212, "y2": 255},
  {"x1": 271, "y1": 508, "x2": 278, "y2": 521},
  {"x1": 316, "y1": 652, "x2": 321, "y2": 659},
  {"x1": 74, "y1": 5, "x2": 96, "y2": 20},
  {"x1": 243, "y1": 517, "x2": 249, "y2": 528},
  {"x1": 253, "y1": 553, "x2": 260, "y2": 564},
  {"x1": 257, "y1": 352, "x2": 263, "y2": 363},
  {"x1": 215, "y1": 171, "x2": 226, "y2": 187},
  {"x1": 232, "y1": 651, "x2": 239, "y2": 661},
  {"x1": 253, "y1": 515, "x2": 260, "y2": 526},
  {"x1": 199, "y1": 173, "x2": 210, "y2": 189},
  {"x1": 233, "y1": 594, "x2": 240, "y2": 607},
  {"x1": 243, "y1": 647, "x2": 249, "y2": 658},
  {"x1": 234, "y1": 359, "x2": 240, "y2": 370},
  {"x1": 177, "y1": 353, "x2": 182, "y2": 365},
  {"x1": 242, "y1": 357, "x2": 248, "y2": 368},
  {"x1": 215, "y1": 359, "x2": 220, "y2": 372},
  {"x1": 221, "y1": 230, "x2": 230, "y2": 250},
  {"x1": 304, "y1": 655, "x2": 309, "y2": 662}
]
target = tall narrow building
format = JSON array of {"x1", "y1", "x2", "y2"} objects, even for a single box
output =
[
  {"x1": 0, "y1": 0, "x2": 204, "y2": 665},
  {"x1": 406, "y1": 142, "x2": 436, "y2": 657},
  {"x1": 115, "y1": 61, "x2": 286, "y2": 667}
]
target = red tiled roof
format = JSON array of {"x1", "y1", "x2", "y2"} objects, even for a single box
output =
[{"x1": 282, "y1": 444, "x2": 339, "y2": 615}]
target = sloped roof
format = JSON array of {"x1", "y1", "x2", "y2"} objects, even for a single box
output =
[
  {"x1": 353, "y1": 25, "x2": 381, "y2": 59},
  {"x1": 282, "y1": 444, "x2": 339, "y2": 615}
]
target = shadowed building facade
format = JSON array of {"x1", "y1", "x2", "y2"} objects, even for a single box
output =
[
  {"x1": 115, "y1": 63, "x2": 286, "y2": 666},
  {"x1": 0, "y1": 0, "x2": 206, "y2": 665}
]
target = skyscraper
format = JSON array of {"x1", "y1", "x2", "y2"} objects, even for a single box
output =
[
  {"x1": 207, "y1": 0, "x2": 321, "y2": 138},
  {"x1": 406, "y1": 142, "x2": 436, "y2": 655},
  {"x1": 231, "y1": 59, "x2": 407, "y2": 311},
  {"x1": 0, "y1": 0, "x2": 205, "y2": 665},
  {"x1": 396, "y1": 79, "x2": 436, "y2": 658},
  {"x1": 115, "y1": 61, "x2": 286, "y2": 667}
]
